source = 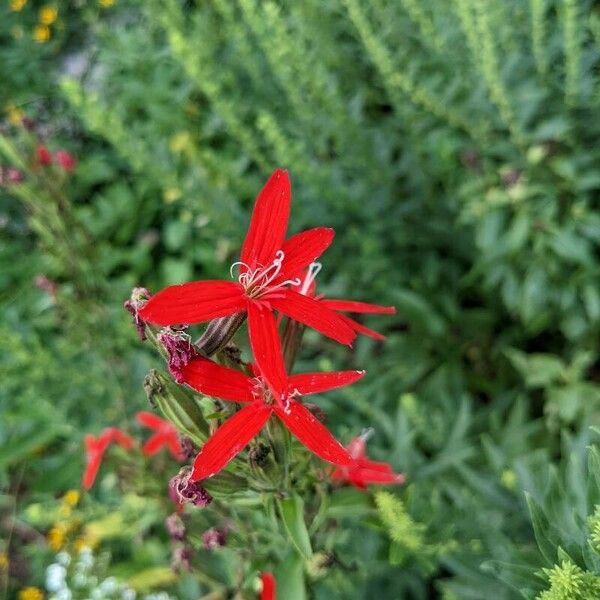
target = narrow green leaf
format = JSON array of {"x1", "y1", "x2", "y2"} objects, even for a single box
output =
[{"x1": 278, "y1": 493, "x2": 313, "y2": 559}]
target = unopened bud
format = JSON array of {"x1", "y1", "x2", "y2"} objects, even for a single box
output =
[
  {"x1": 248, "y1": 443, "x2": 271, "y2": 469},
  {"x1": 202, "y1": 527, "x2": 228, "y2": 550},
  {"x1": 165, "y1": 513, "x2": 186, "y2": 541},
  {"x1": 0, "y1": 166, "x2": 25, "y2": 186},
  {"x1": 306, "y1": 551, "x2": 335, "y2": 579},
  {"x1": 171, "y1": 545, "x2": 192, "y2": 573},
  {"x1": 178, "y1": 434, "x2": 197, "y2": 461},
  {"x1": 143, "y1": 369, "x2": 164, "y2": 408}
]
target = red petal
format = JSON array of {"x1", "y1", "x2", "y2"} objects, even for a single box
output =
[
  {"x1": 167, "y1": 435, "x2": 185, "y2": 461},
  {"x1": 191, "y1": 403, "x2": 272, "y2": 480},
  {"x1": 322, "y1": 299, "x2": 396, "y2": 314},
  {"x1": 352, "y1": 464, "x2": 405, "y2": 486},
  {"x1": 182, "y1": 358, "x2": 254, "y2": 403},
  {"x1": 260, "y1": 572, "x2": 276, "y2": 600},
  {"x1": 247, "y1": 302, "x2": 288, "y2": 399},
  {"x1": 338, "y1": 313, "x2": 386, "y2": 341},
  {"x1": 287, "y1": 370, "x2": 365, "y2": 396},
  {"x1": 270, "y1": 290, "x2": 356, "y2": 345},
  {"x1": 102, "y1": 427, "x2": 135, "y2": 449},
  {"x1": 277, "y1": 227, "x2": 334, "y2": 281},
  {"x1": 240, "y1": 169, "x2": 291, "y2": 270},
  {"x1": 82, "y1": 454, "x2": 102, "y2": 490},
  {"x1": 136, "y1": 411, "x2": 165, "y2": 430},
  {"x1": 139, "y1": 281, "x2": 245, "y2": 326},
  {"x1": 346, "y1": 436, "x2": 367, "y2": 460},
  {"x1": 142, "y1": 433, "x2": 167, "y2": 456},
  {"x1": 274, "y1": 400, "x2": 352, "y2": 466}
]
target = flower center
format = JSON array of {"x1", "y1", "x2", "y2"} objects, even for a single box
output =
[{"x1": 230, "y1": 250, "x2": 300, "y2": 299}]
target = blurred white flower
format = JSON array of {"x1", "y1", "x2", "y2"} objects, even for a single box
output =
[
  {"x1": 56, "y1": 551, "x2": 71, "y2": 567},
  {"x1": 100, "y1": 577, "x2": 118, "y2": 594},
  {"x1": 46, "y1": 563, "x2": 67, "y2": 592}
]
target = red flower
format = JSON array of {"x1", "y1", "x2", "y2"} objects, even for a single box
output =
[
  {"x1": 36, "y1": 144, "x2": 52, "y2": 166},
  {"x1": 139, "y1": 170, "x2": 357, "y2": 377},
  {"x1": 260, "y1": 572, "x2": 276, "y2": 600},
  {"x1": 137, "y1": 411, "x2": 184, "y2": 461},
  {"x1": 298, "y1": 263, "x2": 396, "y2": 341},
  {"x1": 180, "y1": 310, "x2": 363, "y2": 480},
  {"x1": 331, "y1": 433, "x2": 405, "y2": 490},
  {"x1": 82, "y1": 427, "x2": 135, "y2": 490},
  {"x1": 55, "y1": 149, "x2": 77, "y2": 172}
]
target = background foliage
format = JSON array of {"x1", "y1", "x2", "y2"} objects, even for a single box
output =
[{"x1": 2, "y1": 0, "x2": 600, "y2": 598}]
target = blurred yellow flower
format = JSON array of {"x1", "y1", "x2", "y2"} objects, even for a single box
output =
[
  {"x1": 33, "y1": 25, "x2": 51, "y2": 43},
  {"x1": 74, "y1": 536, "x2": 97, "y2": 552},
  {"x1": 0, "y1": 551, "x2": 9, "y2": 569},
  {"x1": 10, "y1": 0, "x2": 27, "y2": 11},
  {"x1": 39, "y1": 6, "x2": 58, "y2": 25},
  {"x1": 99, "y1": 0, "x2": 115, "y2": 7},
  {"x1": 163, "y1": 188, "x2": 182, "y2": 204},
  {"x1": 63, "y1": 489, "x2": 80, "y2": 507},
  {"x1": 47, "y1": 525, "x2": 66, "y2": 551},
  {"x1": 169, "y1": 132, "x2": 191, "y2": 154},
  {"x1": 18, "y1": 588, "x2": 44, "y2": 600},
  {"x1": 6, "y1": 105, "x2": 24, "y2": 125}
]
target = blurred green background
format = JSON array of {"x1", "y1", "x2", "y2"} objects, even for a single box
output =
[{"x1": 2, "y1": 0, "x2": 600, "y2": 598}]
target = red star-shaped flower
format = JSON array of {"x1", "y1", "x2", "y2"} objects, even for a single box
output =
[
  {"x1": 180, "y1": 311, "x2": 363, "y2": 480},
  {"x1": 137, "y1": 411, "x2": 185, "y2": 461},
  {"x1": 331, "y1": 433, "x2": 405, "y2": 490},
  {"x1": 139, "y1": 170, "x2": 356, "y2": 378},
  {"x1": 82, "y1": 427, "x2": 135, "y2": 490}
]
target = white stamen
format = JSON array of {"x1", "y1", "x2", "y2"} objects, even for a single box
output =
[
  {"x1": 300, "y1": 262, "x2": 322, "y2": 295},
  {"x1": 231, "y1": 250, "x2": 301, "y2": 296}
]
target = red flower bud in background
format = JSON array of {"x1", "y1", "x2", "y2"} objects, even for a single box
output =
[
  {"x1": 260, "y1": 572, "x2": 276, "y2": 600},
  {"x1": 55, "y1": 149, "x2": 77, "y2": 172},
  {"x1": 36, "y1": 144, "x2": 52, "y2": 166},
  {"x1": 0, "y1": 166, "x2": 25, "y2": 186}
]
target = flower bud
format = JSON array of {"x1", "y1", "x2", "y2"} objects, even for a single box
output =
[
  {"x1": 143, "y1": 370, "x2": 209, "y2": 442},
  {"x1": 0, "y1": 166, "x2": 24, "y2": 186},
  {"x1": 202, "y1": 527, "x2": 228, "y2": 550},
  {"x1": 169, "y1": 467, "x2": 212, "y2": 508},
  {"x1": 165, "y1": 513, "x2": 186, "y2": 541},
  {"x1": 248, "y1": 443, "x2": 271, "y2": 469},
  {"x1": 171, "y1": 545, "x2": 192, "y2": 573}
]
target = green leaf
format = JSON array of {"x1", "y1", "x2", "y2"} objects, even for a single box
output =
[
  {"x1": 273, "y1": 551, "x2": 306, "y2": 600},
  {"x1": 525, "y1": 493, "x2": 556, "y2": 565},
  {"x1": 278, "y1": 493, "x2": 313, "y2": 559}
]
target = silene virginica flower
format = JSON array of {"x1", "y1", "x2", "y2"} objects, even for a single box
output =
[
  {"x1": 180, "y1": 315, "x2": 363, "y2": 480},
  {"x1": 331, "y1": 432, "x2": 405, "y2": 490},
  {"x1": 137, "y1": 411, "x2": 185, "y2": 461},
  {"x1": 82, "y1": 427, "x2": 135, "y2": 490},
  {"x1": 139, "y1": 170, "x2": 358, "y2": 378}
]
